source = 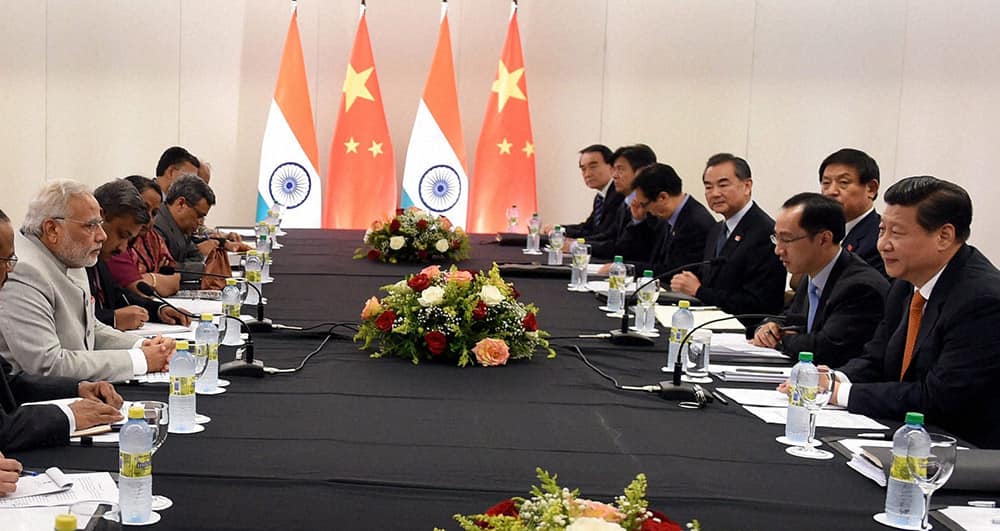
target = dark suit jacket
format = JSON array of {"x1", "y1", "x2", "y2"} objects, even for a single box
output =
[
  {"x1": 695, "y1": 202, "x2": 787, "y2": 321},
  {"x1": 839, "y1": 245, "x2": 1000, "y2": 449},
  {"x1": 0, "y1": 359, "x2": 76, "y2": 452},
  {"x1": 86, "y1": 261, "x2": 167, "y2": 328},
  {"x1": 772, "y1": 251, "x2": 888, "y2": 366},
  {"x1": 843, "y1": 210, "x2": 885, "y2": 277},
  {"x1": 154, "y1": 204, "x2": 203, "y2": 282},
  {"x1": 646, "y1": 196, "x2": 716, "y2": 277},
  {"x1": 588, "y1": 205, "x2": 661, "y2": 263},
  {"x1": 563, "y1": 186, "x2": 625, "y2": 239}
]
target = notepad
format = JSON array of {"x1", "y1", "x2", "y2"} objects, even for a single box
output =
[
  {"x1": 0, "y1": 472, "x2": 118, "y2": 508},
  {"x1": 1, "y1": 468, "x2": 73, "y2": 500}
]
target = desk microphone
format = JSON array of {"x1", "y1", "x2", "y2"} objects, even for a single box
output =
[
  {"x1": 137, "y1": 281, "x2": 265, "y2": 377},
  {"x1": 160, "y1": 266, "x2": 276, "y2": 333},
  {"x1": 608, "y1": 257, "x2": 727, "y2": 346}
]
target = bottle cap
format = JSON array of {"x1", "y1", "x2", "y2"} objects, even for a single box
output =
[
  {"x1": 128, "y1": 405, "x2": 145, "y2": 420},
  {"x1": 798, "y1": 352, "x2": 814, "y2": 362},
  {"x1": 678, "y1": 300, "x2": 690, "y2": 309},
  {"x1": 905, "y1": 412, "x2": 925, "y2": 425},
  {"x1": 201, "y1": 313, "x2": 213, "y2": 322},
  {"x1": 247, "y1": 250, "x2": 258, "y2": 256},
  {"x1": 576, "y1": 238, "x2": 585, "y2": 244},
  {"x1": 643, "y1": 270, "x2": 654, "y2": 277},
  {"x1": 554, "y1": 225, "x2": 562, "y2": 230},
  {"x1": 226, "y1": 278, "x2": 237, "y2": 286},
  {"x1": 175, "y1": 340, "x2": 189, "y2": 351},
  {"x1": 613, "y1": 255, "x2": 623, "y2": 263},
  {"x1": 54, "y1": 514, "x2": 77, "y2": 531}
]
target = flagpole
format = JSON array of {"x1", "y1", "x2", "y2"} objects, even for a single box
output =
[
  {"x1": 290, "y1": 0, "x2": 297, "y2": 15},
  {"x1": 360, "y1": 0, "x2": 366, "y2": 18},
  {"x1": 440, "y1": 0, "x2": 447, "y2": 23},
  {"x1": 510, "y1": 0, "x2": 517, "y2": 20}
]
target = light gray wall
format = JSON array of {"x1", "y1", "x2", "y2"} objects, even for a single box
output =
[{"x1": 2, "y1": 0, "x2": 997, "y2": 260}]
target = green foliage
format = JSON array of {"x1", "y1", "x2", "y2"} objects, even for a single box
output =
[{"x1": 354, "y1": 208, "x2": 470, "y2": 264}]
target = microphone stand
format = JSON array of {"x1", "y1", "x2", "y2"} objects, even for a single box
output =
[{"x1": 166, "y1": 266, "x2": 278, "y2": 333}]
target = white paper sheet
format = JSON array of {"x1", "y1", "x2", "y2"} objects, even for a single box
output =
[
  {"x1": 654, "y1": 307, "x2": 748, "y2": 333},
  {"x1": 742, "y1": 405, "x2": 889, "y2": 430},
  {"x1": 585, "y1": 280, "x2": 637, "y2": 295},
  {"x1": 123, "y1": 322, "x2": 193, "y2": 336},
  {"x1": 937, "y1": 506, "x2": 1000, "y2": 530},
  {"x1": 0, "y1": 507, "x2": 67, "y2": 531},
  {"x1": 164, "y1": 298, "x2": 223, "y2": 316},
  {"x1": 710, "y1": 333, "x2": 786, "y2": 358},
  {"x1": 1, "y1": 468, "x2": 72, "y2": 500},
  {"x1": 709, "y1": 364, "x2": 791, "y2": 383},
  {"x1": 0, "y1": 472, "x2": 118, "y2": 508}
]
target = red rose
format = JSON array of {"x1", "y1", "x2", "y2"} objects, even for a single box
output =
[
  {"x1": 407, "y1": 273, "x2": 431, "y2": 292},
  {"x1": 452, "y1": 240, "x2": 461, "y2": 249},
  {"x1": 389, "y1": 219, "x2": 401, "y2": 233},
  {"x1": 367, "y1": 249, "x2": 381, "y2": 261},
  {"x1": 522, "y1": 312, "x2": 538, "y2": 331},
  {"x1": 416, "y1": 219, "x2": 429, "y2": 231},
  {"x1": 416, "y1": 249, "x2": 429, "y2": 260},
  {"x1": 424, "y1": 331, "x2": 447, "y2": 356},
  {"x1": 395, "y1": 208, "x2": 405, "y2": 215},
  {"x1": 374, "y1": 310, "x2": 396, "y2": 332},
  {"x1": 484, "y1": 498, "x2": 519, "y2": 517},
  {"x1": 472, "y1": 300, "x2": 488, "y2": 320},
  {"x1": 641, "y1": 510, "x2": 682, "y2": 531},
  {"x1": 511, "y1": 286, "x2": 521, "y2": 299}
]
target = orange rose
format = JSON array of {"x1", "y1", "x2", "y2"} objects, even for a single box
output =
[
  {"x1": 370, "y1": 220, "x2": 384, "y2": 232},
  {"x1": 447, "y1": 269, "x2": 473, "y2": 286},
  {"x1": 576, "y1": 500, "x2": 625, "y2": 523},
  {"x1": 472, "y1": 338, "x2": 510, "y2": 367},
  {"x1": 361, "y1": 296, "x2": 382, "y2": 320},
  {"x1": 419, "y1": 265, "x2": 442, "y2": 279}
]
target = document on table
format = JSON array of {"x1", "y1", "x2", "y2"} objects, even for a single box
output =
[
  {"x1": 0, "y1": 472, "x2": 118, "y2": 508},
  {"x1": 1, "y1": 468, "x2": 73, "y2": 500},
  {"x1": 742, "y1": 405, "x2": 889, "y2": 430},
  {"x1": 586, "y1": 264, "x2": 606, "y2": 275},
  {"x1": 715, "y1": 387, "x2": 845, "y2": 409},
  {"x1": 124, "y1": 321, "x2": 193, "y2": 337},
  {"x1": 709, "y1": 333, "x2": 787, "y2": 358},
  {"x1": 165, "y1": 297, "x2": 223, "y2": 316},
  {"x1": 934, "y1": 506, "x2": 1000, "y2": 530},
  {"x1": 2, "y1": 507, "x2": 67, "y2": 531},
  {"x1": 709, "y1": 364, "x2": 791, "y2": 383},
  {"x1": 585, "y1": 280, "x2": 637, "y2": 295},
  {"x1": 654, "y1": 307, "x2": 748, "y2": 333},
  {"x1": 217, "y1": 227, "x2": 257, "y2": 238}
]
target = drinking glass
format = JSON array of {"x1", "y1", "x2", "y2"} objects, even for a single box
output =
[
  {"x1": 69, "y1": 501, "x2": 121, "y2": 530},
  {"x1": 786, "y1": 367, "x2": 834, "y2": 459},
  {"x1": 906, "y1": 433, "x2": 957, "y2": 530},
  {"x1": 682, "y1": 329, "x2": 713, "y2": 383},
  {"x1": 569, "y1": 243, "x2": 591, "y2": 291},
  {"x1": 505, "y1": 205, "x2": 520, "y2": 232},
  {"x1": 634, "y1": 279, "x2": 659, "y2": 334},
  {"x1": 136, "y1": 401, "x2": 173, "y2": 510}
]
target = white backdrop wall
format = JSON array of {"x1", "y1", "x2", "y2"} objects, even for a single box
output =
[{"x1": 1, "y1": 0, "x2": 997, "y2": 261}]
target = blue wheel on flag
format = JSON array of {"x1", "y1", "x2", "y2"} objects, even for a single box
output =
[
  {"x1": 269, "y1": 162, "x2": 311, "y2": 208},
  {"x1": 419, "y1": 165, "x2": 461, "y2": 213}
]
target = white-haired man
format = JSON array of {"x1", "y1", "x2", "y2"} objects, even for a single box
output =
[{"x1": 0, "y1": 180, "x2": 174, "y2": 382}]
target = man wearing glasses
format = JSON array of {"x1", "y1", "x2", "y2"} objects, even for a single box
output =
[
  {"x1": 0, "y1": 180, "x2": 174, "y2": 382},
  {"x1": 751, "y1": 193, "x2": 887, "y2": 366}
]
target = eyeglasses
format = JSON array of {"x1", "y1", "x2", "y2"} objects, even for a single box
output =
[
  {"x1": 0, "y1": 254, "x2": 17, "y2": 271},
  {"x1": 770, "y1": 233, "x2": 812, "y2": 246},
  {"x1": 53, "y1": 217, "x2": 104, "y2": 234}
]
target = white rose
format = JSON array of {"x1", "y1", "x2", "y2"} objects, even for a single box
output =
[
  {"x1": 435, "y1": 238, "x2": 450, "y2": 253},
  {"x1": 566, "y1": 518, "x2": 625, "y2": 531},
  {"x1": 479, "y1": 285, "x2": 505, "y2": 306},
  {"x1": 389, "y1": 236, "x2": 405, "y2": 250},
  {"x1": 418, "y1": 286, "x2": 445, "y2": 307},
  {"x1": 389, "y1": 279, "x2": 410, "y2": 293}
]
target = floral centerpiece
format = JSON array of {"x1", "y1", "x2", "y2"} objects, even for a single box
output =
[
  {"x1": 445, "y1": 468, "x2": 695, "y2": 531},
  {"x1": 355, "y1": 264, "x2": 554, "y2": 366},
  {"x1": 355, "y1": 207, "x2": 471, "y2": 263}
]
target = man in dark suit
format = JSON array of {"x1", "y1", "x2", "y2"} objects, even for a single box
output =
[
  {"x1": 819, "y1": 148, "x2": 885, "y2": 276},
  {"x1": 826, "y1": 176, "x2": 1000, "y2": 449},
  {"x1": 87, "y1": 180, "x2": 191, "y2": 331},
  {"x1": 632, "y1": 163, "x2": 715, "y2": 276},
  {"x1": 559, "y1": 145, "x2": 623, "y2": 239},
  {"x1": 0, "y1": 208, "x2": 123, "y2": 454},
  {"x1": 587, "y1": 198, "x2": 662, "y2": 263},
  {"x1": 670, "y1": 154, "x2": 786, "y2": 321},
  {"x1": 752, "y1": 193, "x2": 888, "y2": 366}
]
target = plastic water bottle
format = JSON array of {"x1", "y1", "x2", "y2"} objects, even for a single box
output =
[
  {"x1": 885, "y1": 412, "x2": 930, "y2": 527},
  {"x1": 119, "y1": 404, "x2": 153, "y2": 523},
  {"x1": 666, "y1": 300, "x2": 693, "y2": 373},
  {"x1": 257, "y1": 233, "x2": 272, "y2": 281},
  {"x1": 785, "y1": 352, "x2": 818, "y2": 444},
  {"x1": 220, "y1": 278, "x2": 242, "y2": 346},
  {"x1": 244, "y1": 250, "x2": 263, "y2": 305},
  {"x1": 168, "y1": 340, "x2": 197, "y2": 433},
  {"x1": 607, "y1": 256, "x2": 628, "y2": 313},
  {"x1": 195, "y1": 313, "x2": 220, "y2": 393},
  {"x1": 526, "y1": 213, "x2": 541, "y2": 252},
  {"x1": 54, "y1": 514, "x2": 77, "y2": 531},
  {"x1": 547, "y1": 225, "x2": 565, "y2": 265}
]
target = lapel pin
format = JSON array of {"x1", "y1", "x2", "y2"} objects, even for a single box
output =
[
  {"x1": 734, "y1": 235, "x2": 742, "y2": 242},
  {"x1": 847, "y1": 244, "x2": 854, "y2": 251}
]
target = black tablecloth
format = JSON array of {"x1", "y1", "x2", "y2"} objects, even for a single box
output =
[{"x1": 8, "y1": 230, "x2": 979, "y2": 530}]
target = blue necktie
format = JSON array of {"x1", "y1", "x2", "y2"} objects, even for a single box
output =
[
  {"x1": 807, "y1": 282, "x2": 821, "y2": 333},
  {"x1": 592, "y1": 194, "x2": 605, "y2": 229},
  {"x1": 715, "y1": 225, "x2": 729, "y2": 257}
]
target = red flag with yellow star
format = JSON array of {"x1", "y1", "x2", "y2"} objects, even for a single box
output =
[
  {"x1": 467, "y1": 3, "x2": 536, "y2": 233},
  {"x1": 323, "y1": 5, "x2": 396, "y2": 229}
]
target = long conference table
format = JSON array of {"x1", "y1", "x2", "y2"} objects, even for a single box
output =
[{"x1": 8, "y1": 229, "x2": 981, "y2": 530}]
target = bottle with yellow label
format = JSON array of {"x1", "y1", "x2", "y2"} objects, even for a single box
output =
[
  {"x1": 168, "y1": 340, "x2": 198, "y2": 433},
  {"x1": 885, "y1": 412, "x2": 929, "y2": 528},
  {"x1": 195, "y1": 313, "x2": 220, "y2": 393},
  {"x1": 244, "y1": 250, "x2": 263, "y2": 305},
  {"x1": 119, "y1": 405, "x2": 153, "y2": 523}
]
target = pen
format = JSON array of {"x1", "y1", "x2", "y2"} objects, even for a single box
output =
[
  {"x1": 968, "y1": 500, "x2": 996, "y2": 508},
  {"x1": 710, "y1": 390, "x2": 729, "y2": 405},
  {"x1": 856, "y1": 433, "x2": 886, "y2": 439},
  {"x1": 733, "y1": 368, "x2": 783, "y2": 374},
  {"x1": 20, "y1": 469, "x2": 39, "y2": 477}
]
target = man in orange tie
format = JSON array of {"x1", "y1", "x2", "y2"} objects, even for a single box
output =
[{"x1": 823, "y1": 176, "x2": 1000, "y2": 448}]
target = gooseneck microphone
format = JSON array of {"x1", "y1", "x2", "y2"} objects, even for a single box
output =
[
  {"x1": 137, "y1": 282, "x2": 265, "y2": 377},
  {"x1": 159, "y1": 265, "x2": 278, "y2": 332},
  {"x1": 608, "y1": 257, "x2": 727, "y2": 346}
]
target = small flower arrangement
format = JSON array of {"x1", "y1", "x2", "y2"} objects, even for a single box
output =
[
  {"x1": 354, "y1": 207, "x2": 471, "y2": 263},
  {"x1": 446, "y1": 468, "x2": 696, "y2": 531},
  {"x1": 355, "y1": 264, "x2": 555, "y2": 366}
]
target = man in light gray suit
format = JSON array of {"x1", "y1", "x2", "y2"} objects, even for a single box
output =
[{"x1": 0, "y1": 180, "x2": 174, "y2": 382}]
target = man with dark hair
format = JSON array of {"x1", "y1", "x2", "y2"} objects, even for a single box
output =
[
  {"x1": 0, "y1": 207, "x2": 126, "y2": 454},
  {"x1": 812, "y1": 176, "x2": 1000, "y2": 448},
  {"x1": 107, "y1": 176, "x2": 182, "y2": 298},
  {"x1": 560, "y1": 145, "x2": 623, "y2": 238},
  {"x1": 752, "y1": 193, "x2": 888, "y2": 366},
  {"x1": 87, "y1": 180, "x2": 191, "y2": 331},
  {"x1": 819, "y1": 148, "x2": 885, "y2": 276},
  {"x1": 670, "y1": 154, "x2": 786, "y2": 322},
  {"x1": 155, "y1": 174, "x2": 220, "y2": 279},
  {"x1": 584, "y1": 145, "x2": 661, "y2": 261},
  {"x1": 631, "y1": 163, "x2": 715, "y2": 275},
  {"x1": 154, "y1": 146, "x2": 201, "y2": 193}
]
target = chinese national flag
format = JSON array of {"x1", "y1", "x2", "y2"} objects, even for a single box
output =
[
  {"x1": 323, "y1": 6, "x2": 396, "y2": 229},
  {"x1": 467, "y1": 4, "x2": 536, "y2": 233}
]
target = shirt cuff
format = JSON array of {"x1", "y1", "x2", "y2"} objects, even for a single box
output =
[
  {"x1": 129, "y1": 348, "x2": 148, "y2": 375},
  {"x1": 55, "y1": 402, "x2": 77, "y2": 434},
  {"x1": 835, "y1": 371, "x2": 852, "y2": 407}
]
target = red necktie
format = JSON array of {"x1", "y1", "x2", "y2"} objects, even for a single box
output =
[{"x1": 899, "y1": 291, "x2": 926, "y2": 380}]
